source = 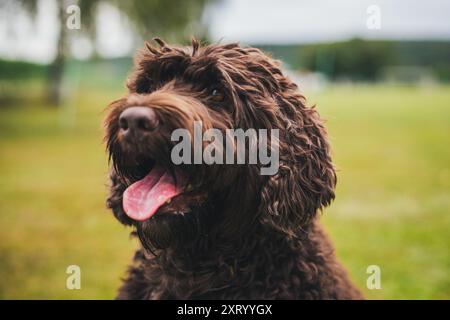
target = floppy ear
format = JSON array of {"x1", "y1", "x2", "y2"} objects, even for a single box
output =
[{"x1": 258, "y1": 90, "x2": 336, "y2": 237}]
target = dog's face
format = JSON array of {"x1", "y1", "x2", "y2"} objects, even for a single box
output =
[{"x1": 105, "y1": 39, "x2": 336, "y2": 251}]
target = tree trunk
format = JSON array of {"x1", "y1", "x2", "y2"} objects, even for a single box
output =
[{"x1": 47, "y1": 1, "x2": 67, "y2": 106}]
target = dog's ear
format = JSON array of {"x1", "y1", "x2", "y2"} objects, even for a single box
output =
[
  {"x1": 107, "y1": 169, "x2": 133, "y2": 226},
  {"x1": 259, "y1": 92, "x2": 336, "y2": 238}
]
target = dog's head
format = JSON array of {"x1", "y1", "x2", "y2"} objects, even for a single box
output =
[{"x1": 104, "y1": 39, "x2": 336, "y2": 251}]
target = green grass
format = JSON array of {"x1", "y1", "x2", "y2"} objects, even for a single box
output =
[{"x1": 0, "y1": 85, "x2": 449, "y2": 299}]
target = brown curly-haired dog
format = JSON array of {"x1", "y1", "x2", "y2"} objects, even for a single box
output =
[{"x1": 104, "y1": 38, "x2": 363, "y2": 299}]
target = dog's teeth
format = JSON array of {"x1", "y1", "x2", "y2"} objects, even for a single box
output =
[{"x1": 166, "y1": 199, "x2": 171, "y2": 204}]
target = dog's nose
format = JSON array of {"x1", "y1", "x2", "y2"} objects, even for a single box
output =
[{"x1": 119, "y1": 107, "x2": 158, "y2": 134}]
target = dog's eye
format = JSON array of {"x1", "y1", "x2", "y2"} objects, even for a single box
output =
[{"x1": 210, "y1": 88, "x2": 225, "y2": 102}]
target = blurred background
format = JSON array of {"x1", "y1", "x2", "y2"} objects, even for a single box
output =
[{"x1": 0, "y1": 0, "x2": 449, "y2": 299}]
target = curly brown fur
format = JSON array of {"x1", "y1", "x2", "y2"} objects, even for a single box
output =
[{"x1": 104, "y1": 38, "x2": 363, "y2": 299}]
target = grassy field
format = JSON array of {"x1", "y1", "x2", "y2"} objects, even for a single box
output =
[{"x1": 0, "y1": 85, "x2": 449, "y2": 299}]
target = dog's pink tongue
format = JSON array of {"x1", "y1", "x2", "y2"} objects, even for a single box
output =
[{"x1": 123, "y1": 166, "x2": 182, "y2": 221}]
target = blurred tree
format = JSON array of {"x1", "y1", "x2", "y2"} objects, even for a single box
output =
[
  {"x1": 300, "y1": 39, "x2": 395, "y2": 81},
  {"x1": 1, "y1": 0, "x2": 210, "y2": 106}
]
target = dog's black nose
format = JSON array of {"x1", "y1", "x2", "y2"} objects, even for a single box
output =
[{"x1": 119, "y1": 107, "x2": 158, "y2": 134}]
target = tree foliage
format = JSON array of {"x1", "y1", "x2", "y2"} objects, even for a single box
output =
[{"x1": 0, "y1": 0, "x2": 212, "y2": 105}]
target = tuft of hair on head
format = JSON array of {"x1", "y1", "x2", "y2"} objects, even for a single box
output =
[
  {"x1": 144, "y1": 41, "x2": 159, "y2": 55},
  {"x1": 191, "y1": 37, "x2": 200, "y2": 56},
  {"x1": 153, "y1": 37, "x2": 167, "y2": 48},
  {"x1": 144, "y1": 37, "x2": 173, "y2": 56}
]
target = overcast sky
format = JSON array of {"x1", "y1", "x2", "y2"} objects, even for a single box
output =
[
  {"x1": 0, "y1": 0, "x2": 449, "y2": 63},
  {"x1": 206, "y1": 0, "x2": 450, "y2": 44}
]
